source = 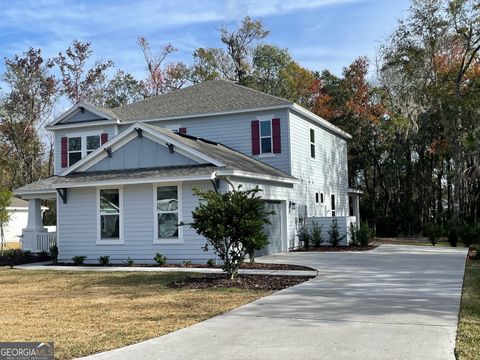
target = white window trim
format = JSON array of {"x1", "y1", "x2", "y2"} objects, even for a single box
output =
[
  {"x1": 66, "y1": 130, "x2": 103, "y2": 166},
  {"x1": 153, "y1": 183, "x2": 183, "y2": 244},
  {"x1": 310, "y1": 127, "x2": 316, "y2": 159},
  {"x1": 96, "y1": 186, "x2": 124, "y2": 244}
]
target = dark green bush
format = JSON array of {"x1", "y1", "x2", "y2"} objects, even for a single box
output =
[
  {"x1": 154, "y1": 252, "x2": 167, "y2": 265},
  {"x1": 448, "y1": 226, "x2": 459, "y2": 247},
  {"x1": 207, "y1": 259, "x2": 215, "y2": 267},
  {"x1": 460, "y1": 224, "x2": 479, "y2": 247},
  {"x1": 424, "y1": 223, "x2": 443, "y2": 246},
  {"x1": 348, "y1": 222, "x2": 359, "y2": 246},
  {"x1": 298, "y1": 224, "x2": 311, "y2": 248},
  {"x1": 328, "y1": 218, "x2": 346, "y2": 246},
  {"x1": 124, "y1": 256, "x2": 134, "y2": 266},
  {"x1": 72, "y1": 255, "x2": 86, "y2": 265},
  {"x1": 311, "y1": 222, "x2": 323, "y2": 247},
  {"x1": 98, "y1": 255, "x2": 110, "y2": 266},
  {"x1": 357, "y1": 223, "x2": 372, "y2": 247},
  {"x1": 182, "y1": 260, "x2": 192, "y2": 267}
]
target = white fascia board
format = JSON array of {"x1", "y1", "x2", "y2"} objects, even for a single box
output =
[
  {"x1": 47, "y1": 102, "x2": 119, "y2": 127},
  {"x1": 46, "y1": 119, "x2": 121, "y2": 131},
  {"x1": 290, "y1": 104, "x2": 352, "y2": 140},
  {"x1": 14, "y1": 190, "x2": 57, "y2": 199},
  {"x1": 216, "y1": 170, "x2": 299, "y2": 185},
  {"x1": 54, "y1": 174, "x2": 214, "y2": 189}
]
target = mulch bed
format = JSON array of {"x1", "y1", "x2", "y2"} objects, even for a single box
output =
[
  {"x1": 49, "y1": 262, "x2": 315, "y2": 271},
  {"x1": 0, "y1": 251, "x2": 50, "y2": 266},
  {"x1": 167, "y1": 273, "x2": 314, "y2": 290},
  {"x1": 292, "y1": 245, "x2": 377, "y2": 252}
]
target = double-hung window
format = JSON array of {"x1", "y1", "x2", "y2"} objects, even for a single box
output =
[
  {"x1": 68, "y1": 137, "x2": 82, "y2": 166},
  {"x1": 260, "y1": 120, "x2": 272, "y2": 154},
  {"x1": 155, "y1": 185, "x2": 182, "y2": 243},
  {"x1": 98, "y1": 188, "x2": 122, "y2": 243},
  {"x1": 310, "y1": 129, "x2": 316, "y2": 159},
  {"x1": 86, "y1": 135, "x2": 100, "y2": 155}
]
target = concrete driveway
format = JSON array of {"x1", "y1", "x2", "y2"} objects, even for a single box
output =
[{"x1": 81, "y1": 245, "x2": 467, "y2": 360}]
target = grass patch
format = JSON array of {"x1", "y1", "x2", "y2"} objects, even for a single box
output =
[
  {"x1": 456, "y1": 256, "x2": 480, "y2": 359},
  {"x1": 0, "y1": 268, "x2": 270, "y2": 359}
]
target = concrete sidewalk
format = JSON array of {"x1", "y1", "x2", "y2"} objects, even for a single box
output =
[
  {"x1": 14, "y1": 262, "x2": 318, "y2": 277},
  {"x1": 78, "y1": 245, "x2": 467, "y2": 360}
]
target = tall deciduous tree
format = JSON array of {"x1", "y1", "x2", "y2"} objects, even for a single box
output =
[
  {"x1": 54, "y1": 40, "x2": 113, "y2": 104},
  {"x1": 0, "y1": 48, "x2": 56, "y2": 186},
  {"x1": 138, "y1": 37, "x2": 188, "y2": 96}
]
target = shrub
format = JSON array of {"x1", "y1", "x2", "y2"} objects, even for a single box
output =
[
  {"x1": 98, "y1": 255, "x2": 110, "y2": 266},
  {"x1": 154, "y1": 252, "x2": 167, "y2": 265},
  {"x1": 348, "y1": 222, "x2": 359, "y2": 246},
  {"x1": 448, "y1": 226, "x2": 459, "y2": 247},
  {"x1": 298, "y1": 224, "x2": 311, "y2": 248},
  {"x1": 460, "y1": 224, "x2": 478, "y2": 247},
  {"x1": 189, "y1": 180, "x2": 271, "y2": 279},
  {"x1": 124, "y1": 257, "x2": 134, "y2": 266},
  {"x1": 311, "y1": 222, "x2": 323, "y2": 247},
  {"x1": 328, "y1": 218, "x2": 346, "y2": 246},
  {"x1": 72, "y1": 255, "x2": 86, "y2": 265},
  {"x1": 182, "y1": 260, "x2": 192, "y2": 267},
  {"x1": 357, "y1": 223, "x2": 372, "y2": 247},
  {"x1": 424, "y1": 223, "x2": 442, "y2": 246},
  {"x1": 207, "y1": 259, "x2": 215, "y2": 267}
]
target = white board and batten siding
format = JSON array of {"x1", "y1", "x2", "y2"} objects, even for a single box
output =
[
  {"x1": 57, "y1": 181, "x2": 217, "y2": 264},
  {"x1": 86, "y1": 136, "x2": 202, "y2": 172}
]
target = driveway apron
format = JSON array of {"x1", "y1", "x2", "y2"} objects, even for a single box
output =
[{"x1": 80, "y1": 245, "x2": 467, "y2": 360}]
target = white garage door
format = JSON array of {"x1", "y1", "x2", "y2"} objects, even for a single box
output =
[{"x1": 255, "y1": 200, "x2": 283, "y2": 257}]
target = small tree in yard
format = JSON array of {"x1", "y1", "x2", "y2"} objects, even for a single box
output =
[
  {"x1": 189, "y1": 182, "x2": 270, "y2": 279},
  {"x1": 328, "y1": 218, "x2": 346, "y2": 246},
  {"x1": 0, "y1": 188, "x2": 12, "y2": 256}
]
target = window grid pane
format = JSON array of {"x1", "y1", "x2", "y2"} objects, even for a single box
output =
[
  {"x1": 68, "y1": 137, "x2": 81, "y2": 151},
  {"x1": 260, "y1": 120, "x2": 271, "y2": 137},
  {"x1": 157, "y1": 186, "x2": 179, "y2": 239},
  {"x1": 86, "y1": 135, "x2": 100, "y2": 151}
]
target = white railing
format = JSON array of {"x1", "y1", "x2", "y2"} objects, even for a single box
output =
[{"x1": 36, "y1": 232, "x2": 57, "y2": 253}]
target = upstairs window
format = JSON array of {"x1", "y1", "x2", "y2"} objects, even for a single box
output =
[
  {"x1": 321, "y1": 193, "x2": 324, "y2": 203},
  {"x1": 331, "y1": 194, "x2": 336, "y2": 217},
  {"x1": 260, "y1": 120, "x2": 272, "y2": 154},
  {"x1": 315, "y1": 192, "x2": 319, "y2": 204},
  {"x1": 68, "y1": 137, "x2": 82, "y2": 166},
  {"x1": 86, "y1": 135, "x2": 100, "y2": 155},
  {"x1": 310, "y1": 129, "x2": 315, "y2": 158}
]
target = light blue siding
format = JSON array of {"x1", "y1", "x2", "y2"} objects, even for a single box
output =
[
  {"x1": 53, "y1": 125, "x2": 117, "y2": 174},
  {"x1": 86, "y1": 136, "x2": 201, "y2": 172},
  {"x1": 288, "y1": 110, "x2": 349, "y2": 247},
  {"x1": 57, "y1": 181, "x2": 216, "y2": 264},
  {"x1": 118, "y1": 109, "x2": 291, "y2": 174},
  {"x1": 61, "y1": 109, "x2": 108, "y2": 124}
]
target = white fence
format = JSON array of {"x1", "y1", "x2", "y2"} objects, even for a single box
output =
[
  {"x1": 36, "y1": 232, "x2": 57, "y2": 253},
  {"x1": 304, "y1": 216, "x2": 357, "y2": 246}
]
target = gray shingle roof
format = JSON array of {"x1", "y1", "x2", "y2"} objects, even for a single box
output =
[
  {"x1": 110, "y1": 80, "x2": 291, "y2": 121},
  {"x1": 8, "y1": 197, "x2": 29, "y2": 208}
]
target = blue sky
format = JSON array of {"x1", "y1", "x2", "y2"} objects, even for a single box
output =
[{"x1": 0, "y1": 0, "x2": 411, "y2": 85}]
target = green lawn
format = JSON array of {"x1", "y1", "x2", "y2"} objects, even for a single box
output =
[
  {"x1": 456, "y1": 256, "x2": 480, "y2": 360},
  {"x1": 0, "y1": 268, "x2": 270, "y2": 359}
]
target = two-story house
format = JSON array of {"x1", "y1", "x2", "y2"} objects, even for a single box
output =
[{"x1": 15, "y1": 80, "x2": 359, "y2": 263}]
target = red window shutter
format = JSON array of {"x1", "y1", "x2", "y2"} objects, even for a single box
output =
[
  {"x1": 61, "y1": 137, "x2": 68, "y2": 168},
  {"x1": 101, "y1": 133, "x2": 108, "y2": 145},
  {"x1": 251, "y1": 120, "x2": 260, "y2": 155},
  {"x1": 178, "y1": 127, "x2": 187, "y2": 134},
  {"x1": 272, "y1": 118, "x2": 281, "y2": 153}
]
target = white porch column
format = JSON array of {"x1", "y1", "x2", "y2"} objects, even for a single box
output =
[{"x1": 21, "y1": 198, "x2": 46, "y2": 251}]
